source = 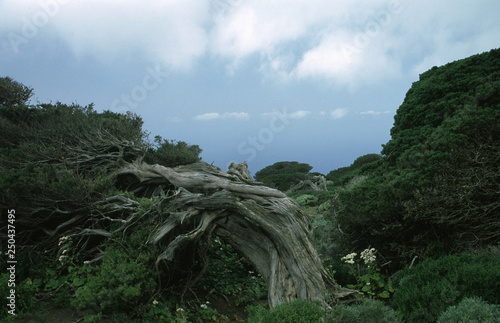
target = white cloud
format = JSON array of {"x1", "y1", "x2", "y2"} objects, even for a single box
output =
[
  {"x1": 222, "y1": 112, "x2": 250, "y2": 120},
  {"x1": 194, "y1": 112, "x2": 220, "y2": 121},
  {"x1": 0, "y1": 0, "x2": 210, "y2": 69},
  {"x1": 194, "y1": 112, "x2": 250, "y2": 121},
  {"x1": 330, "y1": 108, "x2": 348, "y2": 119},
  {"x1": 359, "y1": 110, "x2": 392, "y2": 115},
  {"x1": 288, "y1": 110, "x2": 310, "y2": 119},
  {"x1": 2, "y1": 0, "x2": 499, "y2": 83},
  {"x1": 261, "y1": 109, "x2": 310, "y2": 120},
  {"x1": 210, "y1": 0, "x2": 500, "y2": 85}
]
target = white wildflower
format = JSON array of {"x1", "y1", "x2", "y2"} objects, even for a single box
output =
[
  {"x1": 341, "y1": 252, "x2": 357, "y2": 264},
  {"x1": 58, "y1": 255, "x2": 69, "y2": 264},
  {"x1": 153, "y1": 300, "x2": 159, "y2": 305},
  {"x1": 176, "y1": 308, "x2": 184, "y2": 312},
  {"x1": 360, "y1": 248, "x2": 377, "y2": 265},
  {"x1": 201, "y1": 304, "x2": 208, "y2": 309},
  {"x1": 58, "y1": 236, "x2": 70, "y2": 246}
]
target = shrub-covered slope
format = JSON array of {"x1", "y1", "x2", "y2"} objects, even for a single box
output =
[{"x1": 336, "y1": 48, "x2": 500, "y2": 266}]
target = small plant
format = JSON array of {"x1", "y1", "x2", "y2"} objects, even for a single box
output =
[
  {"x1": 142, "y1": 298, "x2": 174, "y2": 321},
  {"x1": 174, "y1": 307, "x2": 188, "y2": 323},
  {"x1": 326, "y1": 298, "x2": 403, "y2": 323},
  {"x1": 198, "y1": 301, "x2": 219, "y2": 322},
  {"x1": 437, "y1": 297, "x2": 500, "y2": 323},
  {"x1": 341, "y1": 248, "x2": 394, "y2": 299},
  {"x1": 247, "y1": 299, "x2": 325, "y2": 323}
]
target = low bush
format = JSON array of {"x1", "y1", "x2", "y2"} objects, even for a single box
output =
[
  {"x1": 437, "y1": 296, "x2": 500, "y2": 323},
  {"x1": 391, "y1": 251, "x2": 500, "y2": 322},
  {"x1": 247, "y1": 299, "x2": 325, "y2": 323},
  {"x1": 72, "y1": 246, "x2": 156, "y2": 313},
  {"x1": 326, "y1": 298, "x2": 403, "y2": 323},
  {"x1": 0, "y1": 274, "x2": 35, "y2": 320},
  {"x1": 295, "y1": 194, "x2": 319, "y2": 207}
]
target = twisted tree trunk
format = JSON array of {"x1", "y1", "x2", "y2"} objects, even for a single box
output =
[{"x1": 115, "y1": 161, "x2": 357, "y2": 306}]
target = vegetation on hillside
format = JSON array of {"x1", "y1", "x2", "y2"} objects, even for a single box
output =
[
  {"x1": 254, "y1": 161, "x2": 312, "y2": 191},
  {"x1": 1, "y1": 48, "x2": 499, "y2": 322},
  {"x1": 335, "y1": 48, "x2": 500, "y2": 266},
  {"x1": 252, "y1": 48, "x2": 500, "y2": 322}
]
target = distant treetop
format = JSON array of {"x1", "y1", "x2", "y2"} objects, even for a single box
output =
[{"x1": 0, "y1": 76, "x2": 34, "y2": 106}]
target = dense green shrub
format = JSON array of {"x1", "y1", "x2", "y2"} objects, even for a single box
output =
[
  {"x1": 247, "y1": 299, "x2": 325, "y2": 323},
  {"x1": 391, "y1": 251, "x2": 500, "y2": 322},
  {"x1": 0, "y1": 76, "x2": 33, "y2": 106},
  {"x1": 72, "y1": 246, "x2": 156, "y2": 312},
  {"x1": 437, "y1": 297, "x2": 500, "y2": 323},
  {"x1": 326, "y1": 154, "x2": 382, "y2": 186},
  {"x1": 254, "y1": 161, "x2": 312, "y2": 191},
  {"x1": 144, "y1": 135, "x2": 202, "y2": 167},
  {"x1": 335, "y1": 48, "x2": 500, "y2": 266},
  {"x1": 326, "y1": 299, "x2": 403, "y2": 323}
]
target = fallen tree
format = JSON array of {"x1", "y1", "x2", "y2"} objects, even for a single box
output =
[
  {"x1": 1, "y1": 102, "x2": 357, "y2": 310},
  {"x1": 110, "y1": 160, "x2": 357, "y2": 307}
]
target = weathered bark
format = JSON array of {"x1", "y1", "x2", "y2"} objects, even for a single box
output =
[
  {"x1": 287, "y1": 175, "x2": 328, "y2": 192},
  {"x1": 115, "y1": 161, "x2": 358, "y2": 306}
]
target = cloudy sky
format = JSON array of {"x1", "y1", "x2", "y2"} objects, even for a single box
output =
[{"x1": 1, "y1": 0, "x2": 499, "y2": 175}]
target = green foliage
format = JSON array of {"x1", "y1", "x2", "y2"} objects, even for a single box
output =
[
  {"x1": 288, "y1": 190, "x2": 336, "y2": 208},
  {"x1": 198, "y1": 302, "x2": 220, "y2": 322},
  {"x1": 0, "y1": 274, "x2": 36, "y2": 320},
  {"x1": 197, "y1": 237, "x2": 266, "y2": 305},
  {"x1": 144, "y1": 135, "x2": 202, "y2": 167},
  {"x1": 72, "y1": 246, "x2": 156, "y2": 312},
  {"x1": 438, "y1": 297, "x2": 500, "y2": 323},
  {"x1": 326, "y1": 154, "x2": 382, "y2": 186},
  {"x1": 140, "y1": 298, "x2": 175, "y2": 321},
  {"x1": 294, "y1": 194, "x2": 319, "y2": 207},
  {"x1": 326, "y1": 299, "x2": 403, "y2": 323},
  {"x1": 69, "y1": 220, "x2": 157, "y2": 315},
  {"x1": 247, "y1": 299, "x2": 325, "y2": 323},
  {"x1": 0, "y1": 76, "x2": 33, "y2": 106},
  {"x1": 83, "y1": 312, "x2": 103, "y2": 323},
  {"x1": 254, "y1": 161, "x2": 312, "y2": 191},
  {"x1": 391, "y1": 251, "x2": 500, "y2": 322},
  {"x1": 0, "y1": 102, "x2": 147, "y2": 231},
  {"x1": 334, "y1": 48, "x2": 500, "y2": 266},
  {"x1": 341, "y1": 249, "x2": 395, "y2": 300}
]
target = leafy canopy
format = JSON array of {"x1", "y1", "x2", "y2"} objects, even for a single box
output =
[
  {"x1": 254, "y1": 161, "x2": 313, "y2": 191},
  {"x1": 0, "y1": 76, "x2": 34, "y2": 106},
  {"x1": 335, "y1": 48, "x2": 500, "y2": 267}
]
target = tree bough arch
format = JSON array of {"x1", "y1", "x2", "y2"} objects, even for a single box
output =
[{"x1": 109, "y1": 160, "x2": 357, "y2": 307}]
